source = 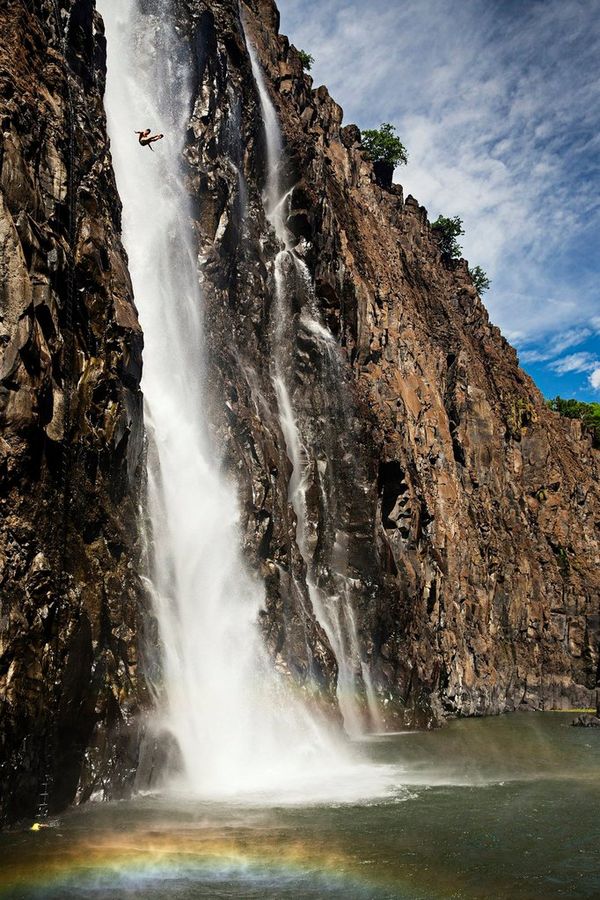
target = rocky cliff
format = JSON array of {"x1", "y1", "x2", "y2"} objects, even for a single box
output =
[
  {"x1": 1, "y1": 0, "x2": 598, "y2": 823},
  {"x1": 0, "y1": 0, "x2": 147, "y2": 823},
  {"x1": 184, "y1": 0, "x2": 600, "y2": 723}
]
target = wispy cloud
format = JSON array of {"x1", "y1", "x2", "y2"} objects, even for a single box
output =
[
  {"x1": 549, "y1": 352, "x2": 600, "y2": 375},
  {"x1": 277, "y1": 0, "x2": 600, "y2": 397},
  {"x1": 520, "y1": 327, "x2": 593, "y2": 364}
]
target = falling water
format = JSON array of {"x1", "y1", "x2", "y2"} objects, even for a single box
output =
[
  {"x1": 100, "y1": 0, "x2": 394, "y2": 801},
  {"x1": 245, "y1": 29, "x2": 383, "y2": 735}
]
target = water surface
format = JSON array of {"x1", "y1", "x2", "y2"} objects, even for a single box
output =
[{"x1": 1, "y1": 713, "x2": 599, "y2": 899}]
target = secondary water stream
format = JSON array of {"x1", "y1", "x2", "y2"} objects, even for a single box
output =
[{"x1": 245, "y1": 26, "x2": 382, "y2": 736}]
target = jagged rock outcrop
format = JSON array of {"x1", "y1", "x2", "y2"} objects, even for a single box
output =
[
  {"x1": 0, "y1": 1, "x2": 147, "y2": 823},
  {"x1": 178, "y1": 0, "x2": 600, "y2": 723}
]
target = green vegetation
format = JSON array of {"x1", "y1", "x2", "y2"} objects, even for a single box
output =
[
  {"x1": 297, "y1": 50, "x2": 314, "y2": 71},
  {"x1": 431, "y1": 215, "x2": 464, "y2": 262},
  {"x1": 361, "y1": 123, "x2": 408, "y2": 167},
  {"x1": 431, "y1": 218, "x2": 490, "y2": 292},
  {"x1": 547, "y1": 397, "x2": 600, "y2": 447},
  {"x1": 469, "y1": 264, "x2": 491, "y2": 294}
]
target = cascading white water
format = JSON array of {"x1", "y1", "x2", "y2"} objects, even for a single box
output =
[
  {"x1": 100, "y1": 0, "x2": 395, "y2": 802},
  {"x1": 100, "y1": 0, "x2": 321, "y2": 797},
  {"x1": 245, "y1": 28, "x2": 383, "y2": 736}
]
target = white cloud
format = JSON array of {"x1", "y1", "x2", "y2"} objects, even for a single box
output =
[
  {"x1": 519, "y1": 327, "x2": 592, "y2": 364},
  {"x1": 550, "y1": 352, "x2": 600, "y2": 375},
  {"x1": 520, "y1": 349, "x2": 552, "y2": 365},
  {"x1": 590, "y1": 368, "x2": 600, "y2": 391},
  {"x1": 548, "y1": 328, "x2": 593, "y2": 356}
]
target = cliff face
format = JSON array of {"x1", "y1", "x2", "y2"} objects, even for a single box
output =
[
  {"x1": 1, "y1": 0, "x2": 598, "y2": 823},
  {"x1": 0, "y1": 1, "x2": 147, "y2": 822},
  {"x1": 181, "y1": 0, "x2": 600, "y2": 722}
]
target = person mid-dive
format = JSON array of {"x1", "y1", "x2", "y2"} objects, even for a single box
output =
[{"x1": 135, "y1": 129, "x2": 164, "y2": 150}]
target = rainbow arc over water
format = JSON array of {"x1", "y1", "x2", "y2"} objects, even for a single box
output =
[{"x1": 0, "y1": 827, "x2": 417, "y2": 898}]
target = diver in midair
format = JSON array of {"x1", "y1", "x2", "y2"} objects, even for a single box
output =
[{"x1": 135, "y1": 129, "x2": 164, "y2": 150}]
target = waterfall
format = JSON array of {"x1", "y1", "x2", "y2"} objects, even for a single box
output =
[
  {"x1": 101, "y1": 0, "x2": 365, "y2": 802},
  {"x1": 244, "y1": 29, "x2": 383, "y2": 735},
  {"x1": 98, "y1": 0, "x2": 398, "y2": 803}
]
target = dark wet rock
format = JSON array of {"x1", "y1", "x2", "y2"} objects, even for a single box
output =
[
  {"x1": 372, "y1": 159, "x2": 394, "y2": 189},
  {"x1": 0, "y1": 0, "x2": 148, "y2": 824},
  {"x1": 571, "y1": 714, "x2": 600, "y2": 728}
]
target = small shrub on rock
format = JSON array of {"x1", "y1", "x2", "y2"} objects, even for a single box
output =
[
  {"x1": 469, "y1": 264, "x2": 491, "y2": 294},
  {"x1": 547, "y1": 397, "x2": 600, "y2": 447},
  {"x1": 297, "y1": 50, "x2": 314, "y2": 71},
  {"x1": 431, "y1": 215, "x2": 464, "y2": 262}
]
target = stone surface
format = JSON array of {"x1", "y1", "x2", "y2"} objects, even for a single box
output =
[
  {"x1": 180, "y1": 0, "x2": 600, "y2": 725},
  {"x1": 571, "y1": 714, "x2": 600, "y2": 728},
  {"x1": 0, "y1": 0, "x2": 148, "y2": 824}
]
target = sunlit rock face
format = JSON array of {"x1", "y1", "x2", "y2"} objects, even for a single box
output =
[
  {"x1": 0, "y1": 1, "x2": 147, "y2": 823},
  {"x1": 184, "y1": 0, "x2": 600, "y2": 723}
]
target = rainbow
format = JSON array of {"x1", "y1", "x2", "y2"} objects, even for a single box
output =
[{"x1": 0, "y1": 827, "x2": 419, "y2": 899}]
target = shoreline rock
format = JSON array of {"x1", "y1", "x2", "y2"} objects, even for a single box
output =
[{"x1": 571, "y1": 714, "x2": 600, "y2": 728}]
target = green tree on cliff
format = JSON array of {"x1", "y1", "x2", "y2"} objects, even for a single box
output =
[
  {"x1": 431, "y1": 215, "x2": 464, "y2": 262},
  {"x1": 547, "y1": 397, "x2": 600, "y2": 447},
  {"x1": 297, "y1": 49, "x2": 314, "y2": 71},
  {"x1": 432, "y1": 217, "x2": 490, "y2": 289},
  {"x1": 361, "y1": 123, "x2": 408, "y2": 167},
  {"x1": 469, "y1": 264, "x2": 491, "y2": 294}
]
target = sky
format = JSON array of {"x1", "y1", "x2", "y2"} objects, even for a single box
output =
[{"x1": 276, "y1": 0, "x2": 600, "y2": 402}]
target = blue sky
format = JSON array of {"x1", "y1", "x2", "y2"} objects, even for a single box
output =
[{"x1": 276, "y1": 0, "x2": 600, "y2": 401}]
